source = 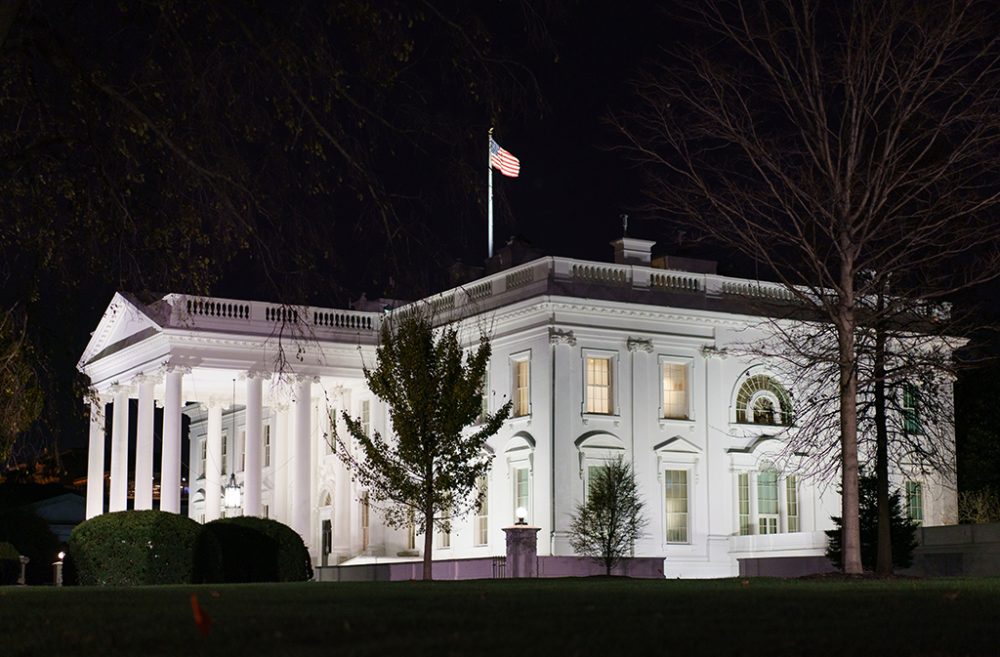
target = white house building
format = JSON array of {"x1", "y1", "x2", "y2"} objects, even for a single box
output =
[{"x1": 77, "y1": 237, "x2": 957, "y2": 578}]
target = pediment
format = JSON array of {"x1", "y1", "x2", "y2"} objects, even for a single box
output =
[
  {"x1": 726, "y1": 434, "x2": 781, "y2": 455},
  {"x1": 78, "y1": 292, "x2": 164, "y2": 368},
  {"x1": 653, "y1": 435, "x2": 702, "y2": 454}
]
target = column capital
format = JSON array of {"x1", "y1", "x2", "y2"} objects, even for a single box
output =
[
  {"x1": 548, "y1": 327, "x2": 576, "y2": 346},
  {"x1": 108, "y1": 382, "x2": 132, "y2": 395},
  {"x1": 161, "y1": 363, "x2": 192, "y2": 376},
  {"x1": 241, "y1": 369, "x2": 272, "y2": 381},
  {"x1": 132, "y1": 372, "x2": 163, "y2": 386},
  {"x1": 626, "y1": 337, "x2": 654, "y2": 353},
  {"x1": 701, "y1": 346, "x2": 728, "y2": 360},
  {"x1": 295, "y1": 373, "x2": 321, "y2": 384}
]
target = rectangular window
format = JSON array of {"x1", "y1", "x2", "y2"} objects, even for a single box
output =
[
  {"x1": 757, "y1": 471, "x2": 779, "y2": 535},
  {"x1": 906, "y1": 481, "x2": 924, "y2": 524},
  {"x1": 585, "y1": 356, "x2": 614, "y2": 414},
  {"x1": 738, "y1": 473, "x2": 751, "y2": 536},
  {"x1": 360, "y1": 400, "x2": 371, "y2": 438},
  {"x1": 200, "y1": 439, "x2": 207, "y2": 476},
  {"x1": 321, "y1": 519, "x2": 332, "y2": 555},
  {"x1": 239, "y1": 430, "x2": 246, "y2": 472},
  {"x1": 475, "y1": 476, "x2": 489, "y2": 546},
  {"x1": 262, "y1": 504, "x2": 269, "y2": 519},
  {"x1": 361, "y1": 491, "x2": 370, "y2": 551},
  {"x1": 662, "y1": 362, "x2": 689, "y2": 420},
  {"x1": 664, "y1": 470, "x2": 689, "y2": 543},
  {"x1": 407, "y1": 511, "x2": 416, "y2": 551},
  {"x1": 221, "y1": 433, "x2": 228, "y2": 475},
  {"x1": 478, "y1": 371, "x2": 489, "y2": 424},
  {"x1": 786, "y1": 476, "x2": 799, "y2": 533},
  {"x1": 513, "y1": 359, "x2": 530, "y2": 417},
  {"x1": 438, "y1": 508, "x2": 451, "y2": 549},
  {"x1": 263, "y1": 425, "x2": 271, "y2": 468},
  {"x1": 514, "y1": 467, "x2": 530, "y2": 521},
  {"x1": 903, "y1": 384, "x2": 922, "y2": 434},
  {"x1": 586, "y1": 465, "x2": 603, "y2": 502}
]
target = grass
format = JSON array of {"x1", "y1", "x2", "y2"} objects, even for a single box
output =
[{"x1": 3, "y1": 577, "x2": 1000, "y2": 656}]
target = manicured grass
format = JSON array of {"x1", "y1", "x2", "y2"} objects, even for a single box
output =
[{"x1": 3, "y1": 577, "x2": 1000, "y2": 656}]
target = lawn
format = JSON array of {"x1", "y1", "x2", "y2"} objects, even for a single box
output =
[{"x1": 3, "y1": 577, "x2": 1000, "y2": 656}]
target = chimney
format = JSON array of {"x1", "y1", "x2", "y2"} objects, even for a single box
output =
[{"x1": 610, "y1": 237, "x2": 656, "y2": 266}]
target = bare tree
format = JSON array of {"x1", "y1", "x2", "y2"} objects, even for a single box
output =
[
  {"x1": 0, "y1": 306, "x2": 42, "y2": 465},
  {"x1": 616, "y1": 0, "x2": 1000, "y2": 573}
]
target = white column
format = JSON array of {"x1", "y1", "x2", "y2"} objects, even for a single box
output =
[
  {"x1": 205, "y1": 402, "x2": 223, "y2": 522},
  {"x1": 334, "y1": 387, "x2": 352, "y2": 555},
  {"x1": 108, "y1": 386, "x2": 130, "y2": 512},
  {"x1": 160, "y1": 368, "x2": 185, "y2": 513},
  {"x1": 244, "y1": 373, "x2": 264, "y2": 517},
  {"x1": 292, "y1": 376, "x2": 313, "y2": 541},
  {"x1": 133, "y1": 376, "x2": 156, "y2": 510},
  {"x1": 274, "y1": 405, "x2": 289, "y2": 523},
  {"x1": 85, "y1": 397, "x2": 106, "y2": 519}
]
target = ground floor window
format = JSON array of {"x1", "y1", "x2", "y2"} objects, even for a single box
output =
[
  {"x1": 514, "y1": 467, "x2": 530, "y2": 522},
  {"x1": 664, "y1": 469, "x2": 689, "y2": 543},
  {"x1": 475, "y1": 476, "x2": 489, "y2": 546},
  {"x1": 906, "y1": 481, "x2": 923, "y2": 524},
  {"x1": 737, "y1": 469, "x2": 799, "y2": 535}
]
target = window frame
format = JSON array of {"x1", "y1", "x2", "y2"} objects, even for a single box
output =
[
  {"x1": 906, "y1": 480, "x2": 924, "y2": 525},
  {"x1": 474, "y1": 475, "x2": 490, "y2": 547},
  {"x1": 659, "y1": 356, "x2": 694, "y2": 421},
  {"x1": 734, "y1": 372, "x2": 794, "y2": 427},
  {"x1": 664, "y1": 468, "x2": 690, "y2": 544},
  {"x1": 510, "y1": 351, "x2": 532, "y2": 418},
  {"x1": 581, "y1": 349, "x2": 618, "y2": 416}
]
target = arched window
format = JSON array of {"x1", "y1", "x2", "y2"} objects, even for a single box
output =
[{"x1": 735, "y1": 374, "x2": 793, "y2": 426}]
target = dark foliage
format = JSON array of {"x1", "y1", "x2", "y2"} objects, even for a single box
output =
[
  {"x1": 0, "y1": 508, "x2": 60, "y2": 584},
  {"x1": 68, "y1": 510, "x2": 201, "y2": 585},
  {"x1": 826, "y1": 475, "x2": 918, "y2": 571},
  {"x1": 194, "y1": 516, "x2": 311, "y2": 583},
  {"x1": 0, "y1": 540, "x2": 20, "y2": 584}
]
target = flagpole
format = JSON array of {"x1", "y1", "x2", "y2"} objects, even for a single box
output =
[{"x1": 488, "y1": 127, "x2": 494, "y2": 259}]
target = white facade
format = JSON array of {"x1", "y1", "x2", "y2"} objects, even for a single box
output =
[{"x1": 78, "y1": 239, "x2": 957, "y2": 577}]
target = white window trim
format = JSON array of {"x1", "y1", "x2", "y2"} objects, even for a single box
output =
[
  {"x1": 657, "y1": 452, "x2": 698, "y2": 547},
  {"x1": 509, "y1": 350, "x2": 532, "y2": 419},
  {"x1": 581, "y1": 348, "x2": 620, "y2": 417},
  {"x1": 732, "y1": 465, "x2": 799, "y2": 535},
  {"x1": 663, "y1": 467, "x2": 692, "y2": 544},
  {"x1": 658, "y1": 355, "x2": 695, "y2": 423},
  {"x1": 507, "y1": 448, "x2": 533, "y2": 524}
]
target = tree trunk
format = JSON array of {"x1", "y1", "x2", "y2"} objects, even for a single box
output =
[
  {"x1": 838, "y1": 283, "x2": 863, "y2": 575},
  {"x1": 423, "y1": 504, "x2": 434, "y2": 581},
  {"x1": 874, "y1": 295, "x2": 893, "y2": 576}
]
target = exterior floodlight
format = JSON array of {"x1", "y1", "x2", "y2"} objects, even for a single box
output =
[
  {"x1": 57, "y1": 551, "x2": 65, "y2": 561},
  {"x1": 515, "y1": 506, "x2": 528, "y2": 525},
  {"x1": 224, "y1": 474, "x2": 242, "y2": 510}
]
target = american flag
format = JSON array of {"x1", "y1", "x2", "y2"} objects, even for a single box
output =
[{"x1": 490, "y1": 137, "x2": 520, "y2": 177}]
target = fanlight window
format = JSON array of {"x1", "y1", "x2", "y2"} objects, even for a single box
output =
[{"x1": 735, "y1": 374, "x2": 793, "y2": 426}]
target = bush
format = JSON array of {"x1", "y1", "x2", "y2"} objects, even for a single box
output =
[
  {"x1": 69, "y1": 510, "x2": 201, "y2": 585},
  {"x1": 194, "y1": 517, "x2": 312, "y2": 583},
  {"x1": 826, "y1": 475, "x2": 918, "y2": 571},
  {"x1": 0, "y1": 509, "x2": 60, "y2": 584},
  {"x1": 0, "y1": 541, "x2": 21, "y2": 585}
]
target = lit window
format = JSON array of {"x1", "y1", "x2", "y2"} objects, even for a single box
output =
[
  {"x1": 735, "y1": 374, "x2": 793, "y2": 425},
  {"x1": 513, "y1": 358, "x2": 530, "y2": 417},
  {"x1": 585, "y1": 356, "x2": 614, "y2": 414},
  {"x1": 360, "y1": 400, "x2": 371, "y2": 438},
  {"x1": 664, "y1": 470, "x2": 689, "y2": 543},
  {"x1": 903, "y1": 384, "x2": 922, "y2": 434},
  {"x1": 475, "y1": 476, "x2": 489, "y2": 546},
  {"x1": 757, "y1": 470, "x2": 779, "y2": 534},
  {"x1": 786, "y1": 476, "x2": 799, "y2": 533},
  {"x1": 263, "y1": 425, "x2": 271, "y2": 467},
  {"x1": 906, "y1": 481, "x2": 923, "y2": 524},
  {"x1": 514, "y1": 467, "x2": 530, "y2": 521},
  {"x1": 738, "y1": 473, "x2": 751, "y2": 536},
  {"x1": 662, "y1": 362, "x2": 689, "y2": 419}
]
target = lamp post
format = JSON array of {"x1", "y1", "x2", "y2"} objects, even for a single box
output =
[
  {"x1": 224, "y1": 474, "x2": 242, "y2": 514},
  {"x1": 53, "y1": 551, "x2": 65, "y2": 587}
]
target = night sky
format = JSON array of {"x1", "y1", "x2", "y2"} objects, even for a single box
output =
[{"x1": 2, "y1": 1, "x2": 998, "y2": 458}]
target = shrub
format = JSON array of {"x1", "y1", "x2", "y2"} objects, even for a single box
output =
[
  {"x1": 69, "y1": 510, "x2": 201, "y2": 585},
  {"x1": 826, "y1": 475, "x2": 918, "y2": 571},
  {"x1": 194, "y1": 517, "x2": 311, "y2": 583},
  {"x1": 0, "y1": 541, "x2": 21, "y2": 585},
  {"x1": 0, "y1": 509, "x2": 60, "y2": 584}
]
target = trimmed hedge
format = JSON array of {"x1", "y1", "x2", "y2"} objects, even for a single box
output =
[
  {"x1": 0, "y1": 541, "x2": 20, "y2": 585},
  {"x1": 69, "y1": 510, "x2": 201, "y2": 585},
  {"x1": 195, "y1": 517, "x2": 312, "y2": 583}
]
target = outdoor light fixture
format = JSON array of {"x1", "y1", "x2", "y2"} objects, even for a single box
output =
[
  {"x1": 515, "y1": 506, "x2": 528, "y2": 525},
  {"x1": 57, "y1": 551, "x2": 65, "y2": 561},
  {"x1": 224, "y1": 473, "x2": 242, "y2": 510}
]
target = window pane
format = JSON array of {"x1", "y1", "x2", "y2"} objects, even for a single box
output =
[
  {"x1": 738, "y1": 473, "x2": 751, "y2": 536},
  {"x1": 475, "y1": 476, "x2": 489, "y2": 546},
  {"x1": 903, "y1": 384, "x2": 922, "y2": 434},
  {"x1": 662, "y1": 363, "x2": 689, "y2": 419},
  {"x1": 786, "y1": 476, "x2": 799, "y2": 533},
  {"x1": 757, "y1": 471, "x2": 779, "y2": 515},
  {"x1": 515, "y1": 467, "x2": 529, "y2": 520},
  {"x1": 586, "y1": 465, "x2": 603, "y2": 502},
  {"x1": 906, "y1": 481, "x2": 923, "y2": 524},
  {"x1": 665, "y1": 470, "x2": 689, "y2": 543},
  {"x1": 585, "y1": 357, "x2": 613, "y2": 414},
  {"x1": 514, "y1": 360, "x2": 530, "y2": 417}
]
